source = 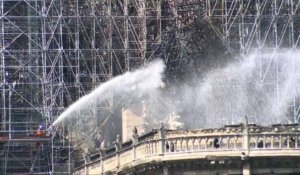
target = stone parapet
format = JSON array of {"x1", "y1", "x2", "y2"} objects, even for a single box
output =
[{"x1": 73, "y1": 123, "x2": 300, "y2": 175}]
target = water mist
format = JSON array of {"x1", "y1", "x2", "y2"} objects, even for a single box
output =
[
  {"x1": 144, "y1": 50, "x2": 300, "y2": 128},
  {"x1": 195, "y1": 50, "x2": 300, "y2": 126}
]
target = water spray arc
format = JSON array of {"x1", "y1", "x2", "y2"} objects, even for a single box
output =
[{"x1": 51, "y1": 60, "x2": 165, "y2": 128}]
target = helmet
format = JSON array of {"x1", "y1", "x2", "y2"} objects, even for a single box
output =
[{"x1": 39, "y1": 124, "x2": 45, "y2": 130}]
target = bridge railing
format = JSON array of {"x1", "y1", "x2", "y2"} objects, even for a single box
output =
[
  {"x1": 75, "y1": 127, "x2": 300, "y2": 174},
  {"x1": 164, "y1": 134, "x2": 300, "y2": 153},
  {"x1": 249, "y1": 133, "x2": 300, "y2": 149},
  {"x1": 164, "y1": 135, "x2": 244, "y2": 153}
]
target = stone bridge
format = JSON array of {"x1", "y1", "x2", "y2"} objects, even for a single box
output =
[{"x1": 73, "y1": 121, "x2": 300, "y2": 175}]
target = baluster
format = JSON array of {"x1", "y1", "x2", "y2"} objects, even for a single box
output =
[
  {"x1": 227, "y1": 137, "x2": 229, "y2": 149},
  {"x1": 255, "y1": 136, "x2": 258, "y2": 149},
  {"x1": 279, "y1": 135, "x2": 282, "y2": 148},
  {"x1": 180, "y1": 139, "x2": 183, "y2": 152},
  {"x1": 205, "y1": 138, "x2": 208, "y2": 150},
  {"x1": 263, "y1": 135, "x2": 266, "y2": 148},
  {"x1": 146, "y1": 143, "x2": 149, "y2": 155},
  {"x1": 155, "y1": 141, "x2": 158, "y2": 154},
  {"x1": 271, "y1": 136, "x2": 274, "y2": 149},
  {"x1": 296, "y1": 136, "x2": 298, "y2": 149},
  {"x1": 234, "y1": 136, "x2": 237, "y2": 149},
  {"x1": 170, "y1": 140, "x2": 175, "y2": 152},
  {"x1": 145, "y1": 142, "x2": 148, "y2": 154},
  {"x1": 239, "y1": 136, "x2": 242, "y2": 148},
  {"x1": 191, "y1": 138, "x2": 195, "y2": 151},
  {"x1": 173, "y1": 139, "x2": 176, "y2": 152},
  {"x1": 151, "y1": 141, "x2": 154, "y2": 154},
  {"x1": 153, "y1": 141, "x2": 155, "y2": 154},
  {"x1": 146, "y1": 142, "x2": 149, "y2": 155},
  {"x1": 198, "y1": 138, "x2": 201, "y2": 150},
  {"x1": 186, "y1": 138, "x2": 189, "y2": 151},
  {"x1": 146, "y1": 141, "x2": 149, "y2": 155}
]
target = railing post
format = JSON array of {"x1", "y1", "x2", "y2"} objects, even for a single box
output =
[
  {"x1": 242, "y1": 116, "x2": 251, "y2": 175},
  {"x1": 243, "y1": 117, "x2": 249, "y2": 150},
  {"x1": 98, "y1": 148, "x2": 106, "y2": 173},
  {"x1": 113, "y1": 135, "x2": 122, "y2": 169},
  {"x1": 82, "y1": 148, "x2": 90, "y2": 175},
  {"x1": 132, "y1": 126, "x2": 139, "y2": 160},
  {"x1": 158, "y1": 123, "x2": 166, "y2": 155},
  {"x1": 132, "y1": 145, "x2": 137, "y2": 160}
]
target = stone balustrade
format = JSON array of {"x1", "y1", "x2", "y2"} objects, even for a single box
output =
[{"x1": 73, "y1": 123, "x2": 300, "y2": 175}]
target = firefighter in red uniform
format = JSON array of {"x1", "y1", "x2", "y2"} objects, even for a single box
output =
[{"x1": 35, "y1": 124, "x2": 45, "y2": 150}]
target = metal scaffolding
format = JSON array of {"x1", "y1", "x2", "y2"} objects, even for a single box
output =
[
  {"x1": 5, "y1": 0, "x2": 300, "y2": 174},
  {"x1": 0, "y1": 0, "x2": 182, "y2": 174},
  {"x1": 207, "y1": 0, "x2": 300, "y2": 122}
]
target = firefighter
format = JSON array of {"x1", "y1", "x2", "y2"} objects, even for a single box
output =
[{"x1": 35, "y1": 124, "x2": 45, "y2": 150}]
